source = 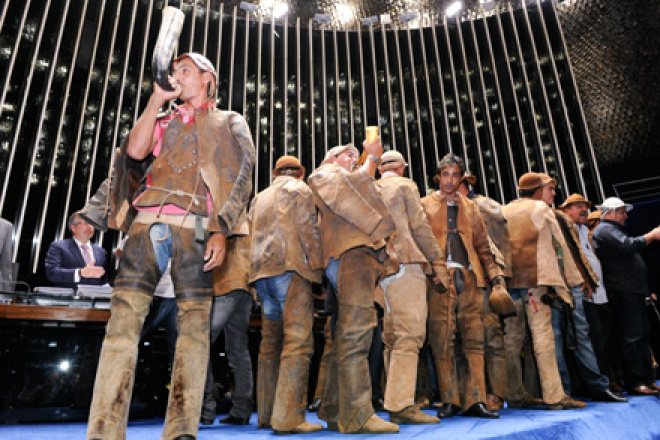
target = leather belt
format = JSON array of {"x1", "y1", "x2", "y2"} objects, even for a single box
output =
[{"x1": 134, "y1": 210, "x2": 209, "y2": 230}]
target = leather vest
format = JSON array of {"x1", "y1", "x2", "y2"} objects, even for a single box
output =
[
  {"x1": 506, "y1": 207, "x2": 539, "y2": 288},
  {"x1": 134, "y1": 110, "x2": 255, "y2": 234},
  {"x1": 136, "y1": 117, "x2": 208, "y2": 216}
]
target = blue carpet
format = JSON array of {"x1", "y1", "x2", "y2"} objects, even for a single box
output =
[{"x1": 2, "y1": 395, "x2": 660, "y2": 439}]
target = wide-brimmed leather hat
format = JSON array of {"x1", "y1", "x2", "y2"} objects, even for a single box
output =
[
  {"x1": 321, "y1": 144, "x2": 360, "y2": 165},
  {"x1": 274, "y1": 155, "x2": 305, "y2": 176},
  {"x1": 379, "y1": 150, "x2": 408, "y2": 172},
  {"x1": 517, "y1": 172, "x2": 544, "y2": 191},
  {"x1": 559, "y1": 193, "x2": 593, "y2": 209},
  {"x1": 537, "y1": 172, "x2": 557, "y2": 187}
]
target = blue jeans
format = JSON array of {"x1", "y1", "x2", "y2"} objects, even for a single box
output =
[
  {"x1": 255, "y1": 272, "x2": 294, "y2": 321},
  {"x1": 201, "y1": 289, "x2": 254, "y2": 419},
  {"x1": 149, "y1": 224, "x2": 173, "y2": 273},
  {"x1": 551, "y1": 285, "x2": 609, "y2": 395}
]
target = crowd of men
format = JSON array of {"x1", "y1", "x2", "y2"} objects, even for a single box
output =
[{"x1": 37, "y1": 52, "x2": 659, "y2": 439}]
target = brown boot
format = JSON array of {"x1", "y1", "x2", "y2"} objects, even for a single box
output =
[
  {"x1": 486, "y1": 394, "x2": 504, "y2": 411},
  {"x1": 356, "y1": 414, "x2": 400, "y2": 434},
  {"x1": 389, "y1": 406, "x2": 440, "y2": 425},
  {"x1": 546, "y1": 395, "x2": 587, "y2": 410},
  {"x1": 508, "y1": 395, "x2": 545, "y2": 409},
  {"x1": 274, "y1": 421, "x2": 324, "y2": 434}
]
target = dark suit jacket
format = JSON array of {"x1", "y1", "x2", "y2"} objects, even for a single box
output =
[
  {"x1": 45, "y1": 238, "x2": 108, "y2": 289},
  {"x1": 0, "y1": 218, "x2": 12, "y2": 285}
]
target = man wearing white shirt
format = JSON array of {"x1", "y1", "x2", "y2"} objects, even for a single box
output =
[{"x1": 45, "y1": 212, "x2": 107, "y2": 289}]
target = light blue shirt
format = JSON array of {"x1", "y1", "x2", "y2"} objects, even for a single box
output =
[{"x1": 576, "y1": 223, "x2": 607, "y2": 304}]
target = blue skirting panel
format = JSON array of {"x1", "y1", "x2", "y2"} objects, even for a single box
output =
[{"x1": 1, "y1": 395, "x2": 660, "y2": 439}]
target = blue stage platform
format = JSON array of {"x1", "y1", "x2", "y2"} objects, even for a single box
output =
[{"x1": 2, "y1": 395, "x2": 660, "y2": 439}]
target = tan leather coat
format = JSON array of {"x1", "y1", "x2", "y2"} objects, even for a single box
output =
[
  {"x1": 307, "y1": 164, "x2": 395, "y2": 265},
  {"x1": 248, "y1": 176, "x2": 323, "y2": 284},
  {"x1": 375, "y1": 176, "x2": 444, "y2": 269},
  {"x1": 420, "y1": 192, "x2": 503, "y2": 288},
  {"x1": 553, "y1": 209, "x2": 599, "y2": 289},
  {"x1": 135, "y1": 109, "x2": 256, "y2": 234},
  {"x1": 213, "y1": 226, "x2": 253, "y2": 298},
  {"x1": 502, "y1": 198, "x2": 581, "y2": 305},
  {"x1": 473, "y1": 194, "x2": 513, "y2": 278}
]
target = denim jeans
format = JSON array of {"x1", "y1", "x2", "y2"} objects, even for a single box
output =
[
  {"x1": 551, "y1": 285, "x2": 609, "y2": 395},
  {"x1": 149, "y1": 223, "x2": 173, "y2": 273},
  {"x1": 255, "y1": 272, "x2": 294, "y2": 321},
  {"x1": 201, "y1": 289, "x2": 254, "y2": 419}
]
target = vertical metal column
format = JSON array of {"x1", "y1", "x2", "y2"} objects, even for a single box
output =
[
  {"x1": 368, "y1": 24, "x2": 381, "y2": 135},
  {"x1": 504, "y1": 4, "x2": 547, "y2": 174},
  {"x1": 455, "y1": 15, "x2": 488, "y2": 195},
  {"x1": 242, "y1": 10, "x2": 251, "y2": 113},
  {"x1": 393, "y1": 24, "x2": 413, "y2": 179},
  {"x1": 296, "y1": 17, "x2": 302, "y2": 160},
  {"x1": 227, "y1": 6, "x2": 237, "y2": 110},
  {"x1": 308, "y1": 18, "x2": 316, "y2": 167},
  {"x1": 321, "y1": 23, "x2": 328, "y2": 154},
  {"x1": 35, "y1": 0, "x2": 91, "y2": 269},
  {"x1": 431, "y1": 24, "x2": 453, "y2": 155},
  {"x1": 494, "y1": 7, "x2": 532, "y2": 172},
  {"x1": 254, "y1": 15, "x2": 263, "y2": 192},
  {"x1": 418, "y1": 26, "x2": 441, "y2": 179},
  {"x1": 268, "y1": 12, "x2": 276, "y2": 181},
  {"x1": 16, "y1": 0, "x2": 72, "y2": 269},
  {"x1": 357, "y1": 23, "x2": 368, "y2": 136},
  {"x1": 332, "y1": 25, "x2": 341, "y2": 144},
  {"x1": 550, "y1": 0, "x2": 603, "y2": 198},
  {"x1": 380, "y1": 25, "x2": 396, "y2": 151},
  {"x1": 0, "y1": 0, "x2": 32, "y2": 121},
  {"x1": 443, "y1": 15, "x2": 469, "y2": 169},
  {"x1": 283, "y1": 15, "x2": 288, "y2": 152},
  {"x1": 468, "y1": 17, "x2": 504, "y2": 200},
  {"x1": 59, "y1": 0, "x2": 108, "y2": 240},
  {"x1": 85, "y1": 0, "x2": 124, "y2": 204},
  {"x1": 214, "y1": 3, "x2": 224, "y2": 99},
  {"x1": 404, "y1": 23, "x2": 428, "y2": 188},
  {"x1": 0, "y1": 0, "x2": 35, "y2": 209},
  {"x1": 344, "y1": 26, "x2": 354, "y2": 145},
  {"x1": 481, "y1": 10, "x2": 518, "y2": 194},
  {"x1": 203, "y1": 0, "x2": 210, "y2": 54},
  {"x1": 520, "y1": 2, "x2": 568, "y2": 192}
]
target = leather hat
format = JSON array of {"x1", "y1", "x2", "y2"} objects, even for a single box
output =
[
  {"x1": 321, "y1": 143, "x2": 360, "y2": 165},
  {"x1": 379, "y1": 150, "x2": 407, "y2": 172},
  {"x1": 274, "y1": 155, "x2": 305, "y2": 176},
  {"x1": 537, "y1": 172, "x2": 557, "y2": 187},
  {"x1": 489, "y1": 284, "x2": 516, "y2": 316},
  {"x1": 559, "y1": 193, "x2": 593, "y2": 209},
  {"x1": 517, "y1": 172, "x2": 544, "y2": 191}
]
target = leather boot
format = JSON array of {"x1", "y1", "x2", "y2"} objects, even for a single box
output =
[
  {"x1": 486, "y1": 394, "x2": 504, "y2": 411},
  {"x1": 257, "y1": 318, "x2": 283, "y2": 428},
  {"x1": 274, "y1": 421, "x2": 324, "y2": 434},
  {"x1": 389, "y1": 405, "x2": 439, "y2": 425},
  {"x1": 546, "y1": 395, "x2": 587, "y2": 410},
  {"x1": 356, "y1": 414, "x2": 400, "y2": 434}
]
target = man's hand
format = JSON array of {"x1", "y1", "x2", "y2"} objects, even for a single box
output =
[
  {"x1": 582, "y1": 281, "x2": 594, "y2": 299},
  {"x1": 80, "y1": 264, "x2": 105, "y2": 279},
  {"x1": 431, "y1": 261, "x2": 450, "y2": 293},
  {"x1": 203, "y1": 232, "x2": 227, "y2": 272},
  {"x1": 363, "y1": 136, "x2": 383, "y2": 158},
  {"x1": 152, "y1": 77, "x2": 182, "y2": 106}
]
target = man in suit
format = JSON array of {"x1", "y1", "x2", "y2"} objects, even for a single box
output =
[
  {"x1": 45, "y1": 212, "x2": 107, "y2": 289},
  {"x1": 0, "y1": 217, "x2": 13, "y2": 286}
]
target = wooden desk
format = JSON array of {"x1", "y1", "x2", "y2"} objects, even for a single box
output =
[{"x1": 0, "y1": 304, "x2": 111, "y2": 322}]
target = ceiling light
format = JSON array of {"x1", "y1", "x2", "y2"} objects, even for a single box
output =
[
  {"x1": 446, "y1": 1, "x2": 463, "y2": 17},
  {"x1": 272, "y1": 2, "x2": 289, "y2": 19},
  {"x1": 239, "y1": 1, "x2": 258, "y2": 12}
]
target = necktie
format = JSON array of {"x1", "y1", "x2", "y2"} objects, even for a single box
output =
[{"x1": 82, "y1": 244, "x2": 93, "y2": 265}]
